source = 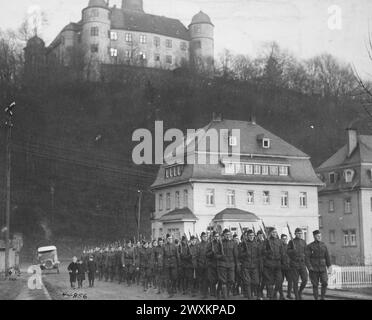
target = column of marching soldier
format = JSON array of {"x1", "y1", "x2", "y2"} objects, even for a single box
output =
[{"x1": 79, "y1": 227, "x2": 331, "y2": 300}]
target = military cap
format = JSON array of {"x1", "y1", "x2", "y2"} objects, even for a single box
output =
[
  {"x1": 257, "y1": 230, "x2": 263, "y2": 235},
  {"x1": 158, "y1": 237, "x2": 163, "y2": 242},
  {"x1": 182, "y1": 236, "x2": 187, "y2": 241},
  {"x1": 190, "y1": 236, "x2": 196, "y2": 240},
  {"x1": 212, "y1": 231, "x2": 218, "y2": 236},
  {"x1": 166, "y1": 234, "x2": 171, "y2": 238},
  {"x1": 313, "y1": 230, "x2": 321, "y2": 236},
  {"x1": 223, "y1": 228, "x2": 230, "y2": 234},
  {"x1": 233, "y1": 234, "x2": 238, "y2": 238},
  {"x1": 295, "y1": 228, "x2": 302, "y2": 233},
  {"x1": 281, "y1": 234, "x2": 287, "y2": 239},
  {"x1": 247, "y1": 229, "x2": 254, "y2": 235},
  {"x1": 201, "y1": 232, "x2": 206, "y2": 237}
]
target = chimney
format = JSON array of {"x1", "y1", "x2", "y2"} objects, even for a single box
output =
[
  {"x1": 346, "y1": 128, "x2": 358, "y2": 157},
  {"x1": 250, "y1": 115, "x2": 256, "y2": 125}
]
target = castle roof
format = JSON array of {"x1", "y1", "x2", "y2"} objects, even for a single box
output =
[
  {"x1": 213, "y1": 208, "x2": 260, "y2": 222},
  {"x1": 27, "y1": 36, "x2": 45, "y2": 47},
  {"x1": 190, "y1": 11, "x2": 213, "y2": 26},
  {"x1": 159, "y1": 208, "x2": 198, "y2": 223},
  {"x1": 87, "y1": 0, "x2": 108, "y2": 9},
  {"x1": 111, "y1": 8, "x2": 190, "y2": 41}
]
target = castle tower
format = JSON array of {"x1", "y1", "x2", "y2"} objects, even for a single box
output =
[
  {"x1": 81, "y1": 0, "x2": 111, "y2": 77},
  {"x1": 24, "y1": 36, "x2": 46, "y2": 84},
  {"x1": 189, "y1": 11, "x2": 214, "y2": 73},
  {"x1": 122, "y1": 0, "x2": 144, "y2": 12}
]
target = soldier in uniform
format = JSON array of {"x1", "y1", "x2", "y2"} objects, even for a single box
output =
[
  {"x1": 179, "y1": 236, "x2": 192, "y2": 295},
  {"x1": 139, "y1": 241, "x2": 152, "y2": 292},
  {"x1": 154, "y1": 237, "x2": 165, "y2": 294},
  {"x1": 163, "y1": 234, "x2": 179, "y2": 298},
  {"x1": 287, "y1": 228, "x2": 308, "y2": 300},
  {"x1": 115, "y1": 246, "x2": 123, "y2": 284},
  {"x1": 232, "y1": 234, "x2": 241, "y2": 296},
  {"x1": 124, "y1": 241, "x2": 136, "y2": 286},
  {"x1": 189, "y1": 236, "x2": 198, "y2": 297},
  {"x1": 103, "y1": 248, "x2": 110, "y2": 282},
  {"x1": 206, "y1": 231, "x2": 220, "y2": 298},
  {"x1": 306, "y1": 230, "x2": 331, "y2": 300},
  {"x1": 262, "y1": 227, "x2": 287, "y2": 300},
  {"x1": 278, "y1": 234, "x2": 293, "y2": 300},
  {"x1": 135, "y1": 241, "x2": 141, "y2": 285},
  {"x1": 97, "y1": 249, "x2": 105, "y2": 281},
  {"x1": 255, "y1": 230, "x2": 265, "y2": 299},
  {"x1": 215, "y1": 229, "x2": 239, "y2": 300},
  {"x1": 197, "y1": 232, "x2": 209, "y2": 299},
  {"x1": 238, "y1": 230, "x2": 262, "y2": 300}
]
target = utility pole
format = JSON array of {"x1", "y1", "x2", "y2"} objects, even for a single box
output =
[
  {"x1": 4, "y1": 102, "x2": 15, "y2": 279},
  {"x1": 137, "y1": 190, "x2": 142, "y2": 241}
]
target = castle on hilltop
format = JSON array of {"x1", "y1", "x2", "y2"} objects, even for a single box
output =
[{"x1": 24, "y1": 0, "x2": 215, "y2": 80}]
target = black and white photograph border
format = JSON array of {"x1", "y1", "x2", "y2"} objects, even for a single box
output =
[{"x1": 0, "y1": 0, "x2": 372, "y2": 303}]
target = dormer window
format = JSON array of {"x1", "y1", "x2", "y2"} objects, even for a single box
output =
[
  {"x1": 229, "y1": 136, "x2": 237, "y2": 146},
  {"x1": 329, "y1": 172, "x2": 336, "y2": 184},
  {"x1": 262, "y1": 138, "x2": 271, "y2": 149},
  {"x1": 344, "y1": 169, "x2": 355, "y2": 183}
]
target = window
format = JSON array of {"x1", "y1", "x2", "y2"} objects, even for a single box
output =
[
  {"x1": 225, "y1": 163, "x2": 235, "y2": 175},
  {"x1": 344, "y1": 198, "x2": 352, "y2": 214},
  {"x1": 263, "y1": 191, "x2": 270, "y2": 205},
  {"x1": 247, "y1": 191, "x2": 254, "y2": 205},
  {"x1": 281, "y1": 192, "x2": 289, "y2": 207},
  {"x1": 262, "y1": 165, "x2": 269, "y2": 175},
  {"x1": 262, "y1": 139, "x2": 271, "y2": 148},
  {"x1": 329, "y1": 172, "x2": 336, "y2": 184},
  {"x1": 229, "y1": 136, "x2": 237, "y2": 146},
  {"x1": 166, "y1": 193, "x2": 171, "y2": 210},
  {"x1": 154, "y1": 53, "x2": 160, "y2": 62},
  {"x1": 245, "y1": 164, "x2": 253, "y2": 175},
  {"x1": 110, "y1": 31, "x2": 118, "y2": 40},
  {"x1": 166, "y1": 39, "x2": 172, "y2": 48},
  {"x1": 125, "y1": 33, "x2": 133, "y2": 42},
  {"x1": 125, "y1": 50, "x2": 132, "y2": 59},
  {"x1": 329, "y1": 200, "x2": 335, "y2": 212},
  {"x1": 329, "y1": 230, "x2": 336, "y2": 243},
  {"x1": 184, "y1": 190, "x2": 188, "y2": 208},
  {"x1": 91, "y1": 27, "x2": 99, "y2": 36},
  {"x1": 110, "y1": 48, "x2": 118, "y2": 57},
  {"x1": 140, "y1": 35, "x2": 147, "y2": 44},
  {"x1": 206, "y1": 189, "x2": 215, "y2": 206},
  {"x1": 319, "y1": 216, "x2": 323, "y2": 228},
  {"x1": 194, "y1": 25, "x2": 202, "y2": 34},
  {"x1": 180, "y1": 42, "x2": 187, "y2": 51},
  {"x1": 154, "y1": 36, "x2": 160, "y2": 47},
  {"x1": 139, "y1": 52, "x2": 146, "y2": 60},
  {"x1": 270, "y1": 166, "x2": 279, "y2": 176},
  {"x1": 300, "y1": 192, "x2": 307, "y2": 208},
  {"x1": 91, "y1": 9, "x2": 99, "y2": 17},
  {"x1": 279, "y1": 166, "x2": 289, "y2": 176},
  {"x1": 344, "y1": 169, "x2": 354, "y2": 183},
  {"x1": 254, "y1": 165, "x2": 261, "y2": 175},
  {"x1": 227, "y1": 190, "x2": 236, "y2": 207},
  {"x1": 90, "y1": 44, "x2": 99, "y2": 53},
  {"x1": 343, "y1": 230, "x2": 357, "y2": 247},
  {"x1": 159, "y1": 194, "x2": 163, "y2": 211},
  {"x1": 166, "y1": 55, "x2": 173, "y2": 64},
  {"x1": 175, "y1": 191, "x2": 180, "y2": 209},
  {"x1": 193, "y1": 40, "x2": 202, "y2": 49}
]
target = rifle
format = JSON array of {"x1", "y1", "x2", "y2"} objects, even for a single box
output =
[
  {"x1": 261, "y1": 220, "x2": 268, "y2": 238},
  {"x1": 239, "y1": 223, "x2": 248, "y2": 252},
  {"x1": 252, "y1": 224, "x2": 256, "y2": 236},
  {"x1": 216, "y1": 225, "x2": 224, "y2": 256},
  {"x1": 286, "y1": 222, "x2": 296, "y2": 251}
]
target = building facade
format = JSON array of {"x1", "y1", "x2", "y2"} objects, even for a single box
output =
[
  {"x1": 150, "y1": 118, "x2": 322, "y2": 242},
  {"x1": 316, "y1": 129, "x2": 372, "y2": 266},
  {"x1": 34, "y1": 0, "x2": 214, "y2": 77}
]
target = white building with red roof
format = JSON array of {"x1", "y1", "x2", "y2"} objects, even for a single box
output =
[
  {"x1": 150, "y1": 117, "x2": 323, "y2": 241},
  {"x1": 316, "y1": 128, "x2": 372, "y2": 265}
]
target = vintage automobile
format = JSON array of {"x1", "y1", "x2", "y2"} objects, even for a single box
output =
[{"x1": 37, "y1": 246, "x2": 60, "y2": 274}]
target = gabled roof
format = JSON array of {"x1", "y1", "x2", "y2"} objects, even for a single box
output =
[
  {"x1": 317, "y1": 135, "x2": 372, "y2": 170},
  {"x1": 159, "y1": 208, "x2": 198, "y2": 223},
  {"x1": 213, "y1": 208, "x2": 260, "y2": 222},
  {"x1": 111, "y1": 8, "x2": 190, "y2": 41}
]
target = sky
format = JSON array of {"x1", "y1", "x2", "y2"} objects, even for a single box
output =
[{"x1": 1, "y1": 0, "x2": 372, "y2": 78}]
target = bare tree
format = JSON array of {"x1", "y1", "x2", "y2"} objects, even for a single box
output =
[{"x1": 18, "y1": 9, "x2": 48, "y2": 42}]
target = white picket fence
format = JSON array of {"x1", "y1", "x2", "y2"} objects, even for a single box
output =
[{"x1": 328, "y1": 265, "x2": 372, "y2": 289}]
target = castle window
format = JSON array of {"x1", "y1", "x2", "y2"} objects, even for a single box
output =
[
  {"x1": 329, "y1": 172, "x2": 336, "y2": 184},
  {"x1": 245, "y1": 164, "x2": 253, "y2": 175},
  {"x1": 262, "y1": 138, "x2": 271, "y2": 148},
  {"x1": 91, "y1": 9, "x2": 99, "y2": 17},
  {"x1": 140, "y1": 35, "x2": 147, "y2": 44},
  {"x1": 125, "y1": 50, "x2": 132, "y2": 58},
  {"x1": 194, "y1": 25, "x2": 202, "y2": 34},
  {"x1": 180, "y1": 42, "x2": 187, "y2": 51},
  {"x1": 329, "y1": 200, "x2": 335, "y2": 212},
  {"x1": 91, "y1": 27, "x2": 99, "y2": 37},
  {"x1": 269, "y1": 166, "x2": 279, "y2": 176},
  {"x1": 166, "y1": 55, "x2": 173, "y2": 64},
  {"x1": 254, "y1": 165, "x2": 261, "y2": 175},
  {"x1": 343, "y1": 230, "x2": 357, "y2": 247},
  {"x1": 224, "y1": 163, "x2": 235, "y2": 175},
  {"x1": 154, "y1": 53, "x2": 160, "y2": 62},
  {"x1": 175, "y1": 191, "x2": 180, "y2": 209},
  {"x1": 344, "y1": 169, "x2": 354, "y2": 183},
  {"x1": 110, "y1": 31, "x2": 118, "y2": 41},
  {"x1": 227, "y1": 190, "x2": 236, "y2": 207},
  {"x1": 154, "y1": 36, "x2": 160, "y2": 48},
  {"x1": 193, "y1": 40, "x2": 202, "y2": 49},
  {"x1": 90, "y1": 44, "x2": 99, "y2": 53},
  {"x1": 299, "y1": 192, "x2": 307, "y2": 208},
  {"x1": 344, "y1": 198, "x2": 352, "y2": 214},
  {"x1": 263, "y1": 191, "x2": 270, "y2": 205},
  {"x1": 139, "y1": 52, "x2": 146, "y2": 60},
  {"x1": 279, "y1": 166, "x2": 289, "y2": 176},
  {"x1": 125, "y1": 33, "x2": 133, "y2": 42},
  {"x1": 329, "y1": 230, "x2": 336, "y2": 243},
  {"x1": 166, "y1": 193, "x2": 171, "y2": 210},
  {"x1": 183, "y1": 190, "x2": 188, "y2": 208},
  {"x1": 206, "y1": 189, "x2": 215, "y2": 206},
  {"x1": 281, "y1": 192, "x2": 289, "y2": 208},
  {"x1": 166, "y1": 39, "x2": 172, "y2": 48},
  {"x1": 262, "y1": 165, "x2": 269, "y2": 175},
  {"x1": 159, "y1": 194, "x2": 163, "y2": 211},
  {"x1": 110, "y1": 48, "x2": 118, "y2": 57},
  {"x1": 247, "y1": 191, "x2": 254, "y2": 204},
  {"x1": 229, "y1": 136, "x2": 237, "y2": 146}
]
